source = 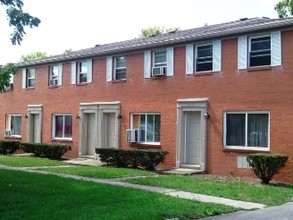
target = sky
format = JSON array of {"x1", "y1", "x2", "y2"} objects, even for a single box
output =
[{"x1": 0, "y1": 0, "x2": 280, "y2": 64}]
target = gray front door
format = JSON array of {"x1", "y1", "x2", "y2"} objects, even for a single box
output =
[
  {"x1": 184, "y1": 111, "x2": 201, "y2": 164},
  {"x1": 29, "y1": 113, "x2": 41, "y2": 143},
  {"x1": 85, "y1": 113, "x2": 95, "y2": 155},
  {"x1": 104, "y1": 113, "x2": 116, "y2": 148}
]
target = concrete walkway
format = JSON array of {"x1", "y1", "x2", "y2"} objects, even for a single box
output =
[{"x1": 0, "y1": 165, "x2": 265, "y2": 210}]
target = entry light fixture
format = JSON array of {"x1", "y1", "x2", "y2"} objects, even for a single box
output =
[
  {"x1": 23, "y1": 114, "x2": 28, "y2": 118},
  {"x1": 204, "y1": 112, "x2": 209, "y2": 119},
  {"x1": 75, "y1": 115, "x2": 80, "y2": 119},
  {"x1": 117, "y1": 113, "x2": 122, "y2": 119}
]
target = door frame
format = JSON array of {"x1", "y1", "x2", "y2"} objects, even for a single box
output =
[
  {"x1": 176, "y1": 98, "x2": 208, "y2": 171},
  {"x1": 27, "y1": 105, "x2": 43, "y2": 143},
  {"x1": 79, "y1": 102, "x2": 120, "y2": 158}
]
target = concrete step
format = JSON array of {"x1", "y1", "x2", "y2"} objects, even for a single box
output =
[{"x1": 180, "y1": 164, "x2": 201, "y2": 170}]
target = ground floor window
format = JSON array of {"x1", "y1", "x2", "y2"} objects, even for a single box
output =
[
  {"x1": 224, "y1": 112, "x2": 269, "y2": 150},
  {"x1": 53, "y1": 114, "x2": 72, "y2": 139},
  {"x1": 5, "y1": 114, "x2": 21, "y2": 137},
  {"x1": 131, "y1": 113, "x2": 160, "y2": 143}
]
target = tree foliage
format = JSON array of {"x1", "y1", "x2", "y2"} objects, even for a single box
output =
[
  {"x1": 20, "y1": 51, "x2": 48, "y2": 62},
  {"x1": 1, "y1": 0, "x2": 41, "y2": 45},
  {"x1": 275, "y1": 0, "x2": 293, "y2": 18},
  {"x1": 0, "y1": 63, "x2": 17, "y2": 93},
  {"x1": 140, "y1": 26, "x2": 180, "y2": 37}
]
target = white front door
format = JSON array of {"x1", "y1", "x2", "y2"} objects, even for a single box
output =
[
  {"x1": 85, "y1": 113, "x2": 95, "y2": 155},
  {"x1": 184, "y1": 111, "x2": 201, "y2": 164},
  {"x1": 104, "y1": 113, "x2": 116, "y2": 148}
]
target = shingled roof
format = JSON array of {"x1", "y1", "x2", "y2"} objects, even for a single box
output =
[{"x1": 18, "y1": 17, "x2": 293, "y2": 67}]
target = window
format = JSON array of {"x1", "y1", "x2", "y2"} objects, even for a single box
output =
[
  {"x1": 249, "y1": 36, "x2": 271, "y2": 67},
  {"x1": 26, "y1": 68, "x2": 35, "y2": 88},
  {"x1": 114, "y1": 56, "x2": 126, "y2": 80},
  {"x1": 152, "y1": 51, "x2": 167, "y2": 76},
  {"x1": 224, "y1": 112, "x2": 269, "y2": 150},
  {"x1": 131, "y1": 114, "x2": 161, "y2": 143},
  {"x1": 5, "y1": 114, "x2": 21, "y2": 137},
  {"x1": 78, "y1": 61, "x2": 88, "y2": 83},
  {"x1": 196, "y1": 44, "x2": 213, "y2": 72},
  {"x1": 53, "y1": 115, "x2": 72, "y2": 139},
  {"x1": 49, "y1": 64, "x2": 62, "y2": 86},
  {"x1": 71, "y1": 60, "x2": 92, "y2": 84}
]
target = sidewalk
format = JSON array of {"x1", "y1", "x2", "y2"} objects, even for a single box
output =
[{"x1": 0, "y1": 164, "x2": 265, "y2": 210}]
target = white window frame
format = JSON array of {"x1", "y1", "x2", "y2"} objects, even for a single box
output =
[
  {"x1": 49, "y1": 65, "x2": 59, "y2": 86},
  {"x1": 77, "y1": 61, "x2": 88, "y2": 83},
  {"x1": 52, "y1": 114, "x2": 72, "y2": 140},
  {"x1": 152, "y1": 50, "x2": 167, "y2": 68},
  {"x1": 114, "y1": 56, "x2": 126, "y2": 80},
  {"x1": 248, "y1": 35, "x2": 271, "y2": 67},
  {"x1": 5, "y1": 114, "x2": 21, "y2": 137},
  {"x1": 26, "y1": 68, "x2": 35, "y2": 88},
  {"x1": 130, "y1": 113, "x2": 161, "y2": 145},
  {"x1": 223, "y1": 111, "x2": 270, "y2": 151},
  {"x1": 195, "y1": 43, "x2": 213, "y2": 72}
]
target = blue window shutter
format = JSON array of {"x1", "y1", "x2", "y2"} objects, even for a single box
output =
[
  {"x1": 71, "y1": 62, "x2": 76, "y2": 84},
  {"x1": 166, "y1": 47, "x2": 174, "y2": 76},
  {"x1": 144, "y1": 51, "x2": 151, "y2": 78},
  {"x1": 106, "y1": 56, "x2": 113, "y2": 81},
  {"x1": 87, "y1": 59, "x2": 92, "y2": 83},
  {"x1": 22, "y1": 68, "x2": 26, "y2": 89},
  {"x1": 271, "y1": 31, "x2": 281, "y2": 66},
  {"x1": 186, "y1": 44, "x2": 194, "y2": 75},
  {"x1": 238, "y1": 36, "x2": 248, "y2": 69},
  {"x1": 58, "y1": 64, "x2": 63, "y2": 86},
  {"x1": 213, "y1": 40, "x2": 221, "y2": 72}
]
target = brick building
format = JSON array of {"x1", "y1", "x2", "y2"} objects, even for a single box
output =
[{"x1": 1, "y1": 17, "x2": 293, "y2": 182}]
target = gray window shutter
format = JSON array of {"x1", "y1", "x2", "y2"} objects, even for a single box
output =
[
  {"x1": 22, "y1": 68, "x2": 26, "y2": 89},
  {"x1": 186, "y1": 44, "x2": 194, "y2": 75},
  {"x1": 166, "y1": 47, "x2": 174, "y2": 76},
  {"x1": 144, "y1": 51, "x2": 151, "y2": 79},
  {"x1": 58, "y1": 64, "x2": 63, "y2": 86},
  {"x1": 271, "y1": 31, "x2": 281, "y2": 66},
  {"x1": 71, "y1": 62, "x2": 76, "y2": 84},
  {"x1": 212, "y1": 40, "x2": 221, "y2": 72},
  {"x1": 106, "y1": 56, "x2": 113, "y2": 81},
  {"x1": 238, "y1": 36, "x2": 248, "y2": 69},
  {"x1": 87, "y1": 59, "x2": 92, "y2": 83}
]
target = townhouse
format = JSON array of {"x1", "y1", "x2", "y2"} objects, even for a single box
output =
[{"x1": 1, "y1": 17, "x2": 293, "y2": 182}]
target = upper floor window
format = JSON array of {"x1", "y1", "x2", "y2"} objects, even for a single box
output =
[
  {"x1": 71, "y1": 60, "x2": 92, "y2": 84},
  {"x1": 196, "y1": 44, "x2": 213, "y2": 72},
  {"x1": 49, "y1": 64, "x2": 62, "y2": 86},
  {"x1": 224, "y1": 112, "x2": 269, "y2": 151},
  {"x1": 22, "y1": 68, "x2": 35, "y2": 89},
  {"x1": 5, "y1": 114, "x2": 21, "y2": 137},
  {"x1": 52, "y1": 114, "x2": 72, "y2": 139},
  {"x1": 238, "y1": 31, "x2": 281, "y2": 69},
  {"x1": 249, "y1": 36, "x2": 271, "y2": 67},
  {"x1": 185, "y1": 41, "x2": 221, "y2": 75},
  {"x1": 144, "y1": 48, "x2": 174, "y2": 78},
  {"x1": 114, "y1": 56, "x2": 126, "y2": 80},
  {"x1": 131, "y1": 113, "x2": 161, "y2": 144}
]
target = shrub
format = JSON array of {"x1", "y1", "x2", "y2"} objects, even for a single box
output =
[
  {"x1": 0, "y1": 140, "x2": 20, "y2": 155},
  {"x1": 247, "y1": 153, "x2": 288, "y2": 184},
  {"x1": 21, "y1": 143, "x2": 71, "y2": 159},
  {"x1": 96, "y1": 148, "x2": 168, "y2": 170}
]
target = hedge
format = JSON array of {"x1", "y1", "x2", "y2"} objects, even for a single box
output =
[
  {"x1": 21, "y1": 142, "x2": 71, "y2": 159},
  {"x1": 0, "y1": 140, "x2": 20, "y2": 155},
  {"x1": 96, "y1": 148, "x2": 168, "y2": 170},
  {"x1": 247, "y1": 153, "x2": 288, "y2": 184}
]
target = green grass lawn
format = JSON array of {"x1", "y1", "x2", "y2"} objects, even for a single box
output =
[
  {"x1": 0, "y1": 155, "x2": 65, "y2": 167},
  {"x1": 0, "y1": 169, "x2": 237, "y2": 220},
  {"x1": 128, "y1": 175, "x2": 293, "y2": 206},
  {"x1": 39, "y1": 166, "x2": 156, "y2": 179}
]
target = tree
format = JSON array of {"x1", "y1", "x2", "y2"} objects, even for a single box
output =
[
  {"x1": 275, "y1": 0, "x2": 293, "y2": 18},
  {"x1": 140, "y1": 26, "x2": 180, "y2": 37},
  {"x1": 20, "y1": 51, "x2": 48, "y2": 62},
  {"x1": 0, "y1": 63, "x2": 17, "y2": 93},
  {"x1": 1, "y1": 0, "x2": 41, "y2": 45}
]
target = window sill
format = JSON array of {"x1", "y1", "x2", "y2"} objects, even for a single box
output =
[
  {"x1": 48, "y1": 85, "x2": 59, "y2": 89},
  {"x1": 52, "y1": 138, "x2": 73, "y2": 143},
  {"x1": 223, "y1": 146, "x2": 269, "y2": 153},
  {"x1": 247, "y1": 66, "x2": 272, "y2": 72},
  {"x1": 129, "y1": 142, "x2": 161, "y2": 148},
  {"x1": 4, "y1": 136, "x2": 21, "y2": 141},
  {"x1": 194, "y1": 71, "x2": 220, "y2": 76},
  {"x1": 76, "y1": 83, "x2": 88, "y2": 86},
  {"x1": 24, "y1": 87, "x2": 35, "y2": 90},
  {"x1": 151, "y1": 75, "x2": 168, "y2": 80},
  {"x1": 111, "y1": 79, "x2": 126, "y2": 83}
]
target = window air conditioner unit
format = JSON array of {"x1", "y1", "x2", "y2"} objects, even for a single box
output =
[
  {"x1": 5, "y1": 130, "x2": 12, "y2": 136},
  {"x1": 50, "y1": 79, "x2": 58, "y2": 86},
  {"x1": 126, "y1": 129, "x2": 138, "y2": 143},
  {"x1": 152, "y1": 66, "x2": 167, "y2": 76}
]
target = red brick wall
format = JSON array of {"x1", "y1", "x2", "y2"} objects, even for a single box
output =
[{"x1": 1, "y1": 30, "x2": 293, "y2": 183}]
